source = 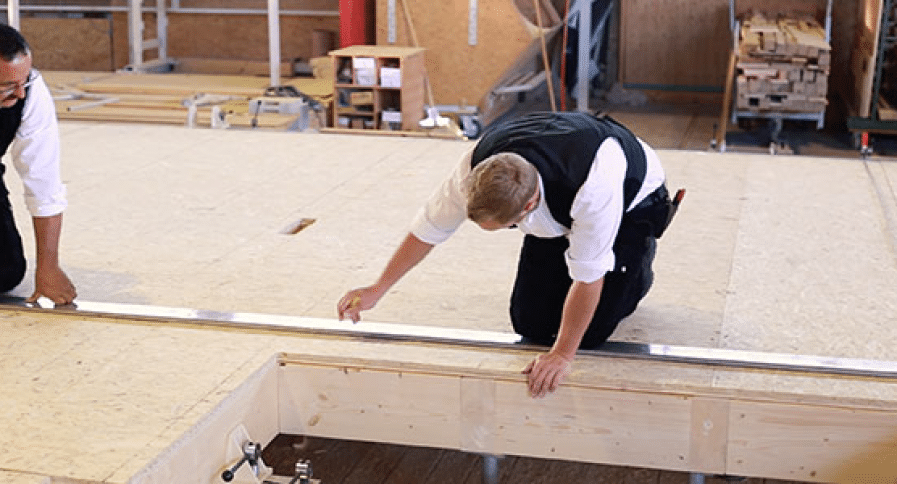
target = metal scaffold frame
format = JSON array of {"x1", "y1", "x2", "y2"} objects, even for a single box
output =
[
  {"x1": 3, "y1": 0, "x2": 338, "y2": 88},
  {"x1": 125, "y1": 0, "x2": 172, "y2": 73}
]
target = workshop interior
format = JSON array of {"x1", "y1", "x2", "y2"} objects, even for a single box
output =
[{"x1": 1, "y1": 0, "x2": 897, "y2": 483}]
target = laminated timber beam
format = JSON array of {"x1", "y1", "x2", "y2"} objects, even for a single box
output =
[{"x1": 2, "y1": 298, "x2": 897, "y2": 483}]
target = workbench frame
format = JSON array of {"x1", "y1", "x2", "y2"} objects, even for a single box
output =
[{"x1": 3, "y1": 297, "x2": 897, "y2": 483}]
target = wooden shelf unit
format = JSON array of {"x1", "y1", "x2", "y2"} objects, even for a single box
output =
[{"x1": 330, "y1": 45, "x2": 426, "y2": 131}]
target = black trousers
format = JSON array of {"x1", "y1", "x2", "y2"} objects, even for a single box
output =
[
  {"x1": 509, "y1": 187, "x2": 664, "y2": 349},
  {"x1": 0, "y1": 193, "x2": 27, "y2": 293}
]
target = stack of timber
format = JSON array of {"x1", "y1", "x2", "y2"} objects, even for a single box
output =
[
  {"x1": 42, "y1": 64, "x2": 334, "y2": 130},
  {"x1": 735, "y1": 12, "x2": 831, "y2": 113}
]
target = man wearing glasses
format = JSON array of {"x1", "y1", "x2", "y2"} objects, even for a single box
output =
[
  {"x1": 338, "y1": 111, "x2": 680, "y2": 398},
  {"x1": 0, "y1": 24, "x2": 76, "y2": 305}
]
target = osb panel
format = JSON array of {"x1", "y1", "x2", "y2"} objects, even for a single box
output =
[
  {"x1": 104, "y1": 0, "x2": 337, "y2": 10},
  {"x1": 620, "y1": 0, "x2": 841, "y2": 90},
  {"x1": 20, "y1": 17, "x2": 113, "y2": 71},
  {"x1": 108, "y1": 12, "x2": 338, "y2": 70},
  {"x1": 175, "y1": 0, "x2": 337, "y2": 9},
  {"x1": 620, "y1": 0, "x2": 730, "y2": 88},
  {"x1": 166, "y1": 14, "x2": 340, "y2": 60},
  {"x1": 376, "y1": 0, "x2": 546, "y2": 106}
]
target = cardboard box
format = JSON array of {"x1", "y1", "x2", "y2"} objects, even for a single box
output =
[
  {"x1": 353, "y1": 57, "x2": 377, "y2": 86},
  {"x1": 349, "y1": 91, "x2": 374, "y2": 105},
  {"x1": 381, "y1": 110, "x2": 402, "y2": 123},
  {"x1": 380, "y1": 67, "x2": 401, "y2": 88}
]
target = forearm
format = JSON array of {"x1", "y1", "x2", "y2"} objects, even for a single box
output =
[
  {"x1": 31, "y1": 213, "x2": 63, "y2": 268},
  {"x1": 551, "y1": 278, "x2": 604, "y2": 360},
  {"x1": 27, "y1": 212, "x2": 76, "y2": 304},
  {"x1": 372, "y1": 233, "x2": 434, "y2": 295}
]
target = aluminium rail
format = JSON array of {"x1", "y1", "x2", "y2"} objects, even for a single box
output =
[{"x1": 3, "y1": 295, "x2": 897, "y2": 381}]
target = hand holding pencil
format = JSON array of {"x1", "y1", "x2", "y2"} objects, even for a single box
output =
[{"x1": 337, "y1": 287, "x2": 380, "y2": 323}]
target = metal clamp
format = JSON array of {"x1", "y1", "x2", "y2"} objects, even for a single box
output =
[
  {"x1": 222, "y1": 441, "x2": 263, "y2": 482},
  {"x1": 288, "y1": 459, "x2": 313, "y2": 484}
]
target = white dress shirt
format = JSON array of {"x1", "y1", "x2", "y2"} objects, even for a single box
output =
[
  {"x1": 8, "y1": 70, "x2": 67, "y2": 217},
  {"x1": 410, "y1": 137, "x2": 665, "y2": 283}
]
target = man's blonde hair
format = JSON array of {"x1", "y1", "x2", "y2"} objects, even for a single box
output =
[{"x1": 465, "y1": 152, "x2": 538, "y2": 224}]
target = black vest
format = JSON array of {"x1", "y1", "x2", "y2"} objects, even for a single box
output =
[
  {"x1": 0, "y1": 90, "x2": 27, "y2": 198},
  {"x1": 470, "y1": 112, "x2": 646, "y2": 228}
]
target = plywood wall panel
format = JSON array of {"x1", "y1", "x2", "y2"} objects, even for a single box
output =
[
  {"x1": 620, "y1": 0, "x2": 729, "y2": 89},
  {"x1": 620, "y1": 0, "x2": 845, "y2": 91},
  {"x1": 21, "y1": 17, "x2": 114, "y2": 71},
  {"x1": 102, "y1": 0, "x2": 337, "y2": 10},
  {"x1": 376, "y1": 0, "x2": 546, "y2": 106},
  {"x1": 166, "y1": 14, "x2": 339, "y2": 61}
]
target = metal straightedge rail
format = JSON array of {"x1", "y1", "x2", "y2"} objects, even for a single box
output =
[{"x1": 3, "y1": 296, "x2": 897, "y2": 381}]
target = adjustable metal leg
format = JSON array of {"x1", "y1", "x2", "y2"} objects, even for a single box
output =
[
  {"x1": 481, "y1": 454, "x2": 500, "y2": 484},
  {"x1": 768, "y1": 117, "x2": 785, "y2": 154}
]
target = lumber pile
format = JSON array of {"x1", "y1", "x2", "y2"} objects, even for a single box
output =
[
  {"x1": 42, "y1": 64, "x2": 334, "y2": 130},
  {"x1": 735, "y1": 12, "x2": 830, "y2": 113}
]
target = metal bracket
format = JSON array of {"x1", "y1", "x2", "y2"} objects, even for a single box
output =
[
  {"x1": 287, "y1": 460, "x2": 313, "y2": 484},
  {"x1": 220, "y1": 425, "x2": 272, "y2": 483}
]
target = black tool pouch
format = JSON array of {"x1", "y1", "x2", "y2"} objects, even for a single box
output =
[{"x1": 620, "y1": 185, "x2": 685, "y2": 240}]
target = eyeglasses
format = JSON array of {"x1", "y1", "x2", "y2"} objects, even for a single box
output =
[{"x1": 0, "y1": 70, "x2": 37, "y2": 97}]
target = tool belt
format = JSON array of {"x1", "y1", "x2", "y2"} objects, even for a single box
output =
[{"x1": 620, "y1": 185, "x2": 686, "y2": 241}]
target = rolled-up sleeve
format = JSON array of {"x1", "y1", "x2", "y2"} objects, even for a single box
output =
[
  {"x1": 10, "y1": 73, "x2": 67, "y2": 217},
  {"x1": 565, "y1": 139, "x2": 627, "y2": 283},
  {"x1": 409, "y1": 150, "x2": 472, "y2": 245}
]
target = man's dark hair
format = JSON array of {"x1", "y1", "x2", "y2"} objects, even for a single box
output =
[{"x1": 0, "y1": 24, "x2": 30, "y2": 62}]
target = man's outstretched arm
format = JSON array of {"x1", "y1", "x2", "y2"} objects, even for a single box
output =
[{"x1": 337, "y1": 233, "x2": 434, "y2": 322}]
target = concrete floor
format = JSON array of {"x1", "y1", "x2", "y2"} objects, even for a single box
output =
[{"x1": 2, "y1": 120, "x2": 897, "y2": 483}]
